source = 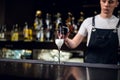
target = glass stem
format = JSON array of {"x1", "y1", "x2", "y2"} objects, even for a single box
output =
[
  {"x1": 57, "y1": 49, "x2": 61, "y2": 80},
  {"x1": 58, "y1": 48, "x2": 60, "y2": 64}
]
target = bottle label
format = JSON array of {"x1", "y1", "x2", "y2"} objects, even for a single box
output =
[{"x1": 11, "y1": 32, "x2": 19, "y2": 41}]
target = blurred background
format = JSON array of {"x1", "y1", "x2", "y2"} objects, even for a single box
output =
[
  {"x1": 0, "y1": 0, "x2": 120, "y2": 80},
  {"x1": 0, "y1": 0, "x2": 119, "y2": 28}
]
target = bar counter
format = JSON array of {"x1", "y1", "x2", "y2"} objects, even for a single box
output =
[{"x1": 0, "y1": 58, "x2": 120, "y2": 80}]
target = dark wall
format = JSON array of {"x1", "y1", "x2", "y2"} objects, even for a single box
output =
[
  {"x1": 5, "y1": 0, "x2": 35, "y2": 27},
  {"x1": 2, "y1": 0, "x2": 120, "y2": 29},
  {"x1": 34, "y1": 0, "x2": 100, "y2": 20},
  {"x1": 0, "y1": 0, "x2": 5, "y2": 24}
]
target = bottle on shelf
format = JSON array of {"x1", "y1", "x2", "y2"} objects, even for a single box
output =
[
  {"x1": 36, "y1": 25, "x2": 44, "y2": 42},
  {"x1": 34, "y1": 10, "x2": 43, "y2": 30},
  {"x1": 11, "y1": 24, "x2": 19, "y2": 41},
  {"x1": 71, "y1": 17, "x2": 78, "y2": 34},
  {"x1": 55, "y1": 12, "x2": 62, "y2": 31},
  {"x1": 40, "y1": 27, "x2": 44, "y2": 42},
  {"x1": 23, "y1": 22, "x2": 31, "y2": 41},
  {"x1": 65, "y1": 12, "x2": 72, "y2": 32},
  {"x1": 36, "y1": 29, "x2": 41, "y2": 41},
  {"x1": 77, "y1": 11, "x2": 84, "y2": 27},
  {"x1": 45, "y1": 13, "x2": 52, "y2": 42},
  {"x1": 117, "y1": 10, "x2": 120, "y2": 18},
  {"x1": 45, "y1": 13, "x2": 51, "y2": 29},
  {"x1": 34, "y1": 10, "x2": 43, "y2": 41},
  {"x1": 28, "y1": 26, "x2": 33, "y2": 41},
  {"x1": 0, "y1": 25, "x2": 7, "y2": 41}
]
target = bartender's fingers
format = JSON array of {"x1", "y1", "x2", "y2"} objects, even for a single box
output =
[
  {"x1": 56, "y1": 31, "x2": 63, "y2": 39},
  {"x1": 64, "y1": 32, "x2": 70, "y2": 39}
]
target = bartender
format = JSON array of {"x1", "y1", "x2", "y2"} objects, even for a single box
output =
[
  {"x1": 65, "y1": 0, "x2": 120, "y2": 65},
  {"x1": 64, "y1": 0, "x2": 120, "y2": 80}
]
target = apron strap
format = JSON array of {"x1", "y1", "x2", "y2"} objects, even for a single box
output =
[
  {"x1": 92, "y1": 16, "x2": 96, "y2": 32},
  {"x1": 92, "y1": 16, "x2": 95, "y2": 27},
  {"x1": 116, "y1": 18, "x2": 120, "y2": 28}
]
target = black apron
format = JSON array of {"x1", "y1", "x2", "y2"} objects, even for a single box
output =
[{"x1": 85, "y1": 17, "x2": 120, "y2": 64}]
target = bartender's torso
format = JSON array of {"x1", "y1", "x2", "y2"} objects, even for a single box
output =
[{"x1": 78, "y1": 14, "x2": 120, "y2": 64}]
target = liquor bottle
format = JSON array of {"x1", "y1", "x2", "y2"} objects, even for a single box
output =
[
  {"x1": 66, "y1": 12, "x2": 73, "y2": 33},
  {"x1": 117, "y1": 10, "x2": 120, "y2": 18},
  {"x1": 36, "y1": 30, "x2": 41, "y2": 41},
  {"x1": 45, "y1": 13, "x2": 52, "y2": 42},
  {"x1": 11, "y1": 24, "x2": 19, "y2": 41},
  {"x1": 55, "y1": 12, "x2": 62, "y2": 30},
  {"x1": 34, "y1": 10, "x2": 43, "y2": 41},
  {"x1": 23, "y1": 22, "x2": 29, "y2": 41},
  {"x1": 40, "y1": 27, "x2": 44, "y2": 42},
  {"x1": 66, "y1": 12, "x2": 72, "y2": 26},
  {"x1": 34, "y1": 10, "x2": 43, "y2": 30},
  {"x1": 0, "y1": 25, "x2": 7, "y2": 41},
  {"x1": 45, "y1": 13, "x2": 50, "y2": 28},
  {"x1": 71, "y1": 17, "x2": 77, "y2": 34},
  {"x1": 28, "y1": 26, "x2": 33, "y2": 41},
  {"x1": 77, "y1": 11, "x2": 84, "y2": 26}
]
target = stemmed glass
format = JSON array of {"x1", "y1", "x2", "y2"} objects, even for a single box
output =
[
  {"x1": 55, "y1": 25, "x2": 64, "y2": 80},
  {"x1": 55, "y1": 26, "x2": 64, "y2": 64}
]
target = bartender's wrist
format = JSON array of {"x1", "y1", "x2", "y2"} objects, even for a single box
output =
[
  {"x1": 65, "y1": 37, "x2": 69, "y2": 43},
  {"x1": 65, "y1": 37, "x2": 70, "y2": 47}
]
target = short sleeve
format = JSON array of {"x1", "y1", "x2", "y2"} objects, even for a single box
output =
[{"x1": 78, "y1": 18, "x2": 92, "y2": 37}]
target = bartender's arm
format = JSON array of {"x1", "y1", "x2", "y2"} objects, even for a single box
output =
[{"x1": 64, "y1": 33, "x2": 85, "y2": 49}]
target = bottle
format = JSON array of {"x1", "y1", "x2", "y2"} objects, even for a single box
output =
[
  {"x1": 0, "y1": 25, "x2": 7, "y2": 41},
  {"x1": 55, "y1": 12, "x2": 62, "y2": 30},
  {"x1": 40, "y1": 27, "x2": 44, "y2": 42},
  {"x1": 34, "y1": 10, "x2": 43, "y2": 30},
  {"x1": 45, "y1": 13, "x2": 50, "y2": 29},
  {"x1": 11, "y1": 24, "x2": 19, "y2": 41},
  {"x1": 66, "y1": 12, "x2": 73, "y2": 33},
  {"x1": 34, "y1": 10, "x2": 43, "y2": 41},
  {"x1": 117, "y1": 10, "x2": 120, "y2": 18},
  {"x1": 28, "y1": 26, "x2": 33, "y2": 41},
  {"x1": 77, "y1": 11, "x2": 84, "y2": 26},
  {"x1": 71, "y1": 17, "x2": 77, "y2": 34},
  {"x1": 66, "y1": 12, "x2": 72, "y2": 26},
  {"x1": 45, "y1": 13, "x2": 52, "y2": 42},
  {"x1": 36, "y1": 30, "x2": 41, "y2": 41},
  {"x1": 23, "y1": 22, "x2": 29, "y2": 41}
]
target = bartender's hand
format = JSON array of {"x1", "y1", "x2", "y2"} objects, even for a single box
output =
[
  {"x1": 62, "y1": 26, "x2": 70, "y2": 39},
  {"x1": 64, "y1": 32, "x2": 70, "y2": 39},
  {"x1": 57, "y1": 26, "x2": 70, "y2": 39}
]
